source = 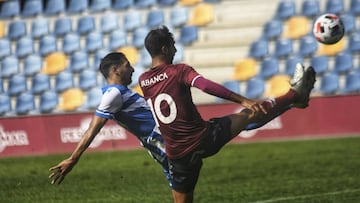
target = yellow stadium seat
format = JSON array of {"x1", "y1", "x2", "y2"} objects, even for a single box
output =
[
  {"x1": 42, "y1": 52, "x2": 68, "y2": 75},
  {"x1": 232, "y1": 58, "x2": 258, "y2": 81},
  {"x1": 0, "y1": 21, "x2": 5, "y2": 38},
  {"x1": 58, "y1": 88, "x2": 85, "y2": 111},
  {"x1": 282, "y1": 16, "x2": 310, "y2": 39},
  {"x1": 264, "y1": 74, "x2": 291, "y2": 98},
  {"x1": 117, "y1": 46, "x2": 139, "y2": 65},
  {"x1": 132, "y1": 84, "x2": 143, "y2": 96},
  {"x1": 317, "y1": 38, "x2": 345, "y2": 56},
  {"x1": 180, "y1": 0, "x2": 202, "y2": 6},
  {"x1": 188, "y1": 3, "x2": 214, "y2": 26}
]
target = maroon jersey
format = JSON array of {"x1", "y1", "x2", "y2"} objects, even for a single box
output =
[{"x1": 139, "y1": 64, "x2": 211, "y2": 159}]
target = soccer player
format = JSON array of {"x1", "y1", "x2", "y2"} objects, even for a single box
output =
[
  {"x1": 49, "y1": 53, "x2": 171, "y2": 187},
  {"x1": 139, "y1": 26, "x2": 316, "y2": 203}
]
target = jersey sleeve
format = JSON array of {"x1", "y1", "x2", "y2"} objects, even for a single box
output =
[
  {"x1": 95, "y1": 87, "x2": 123, "y2": 119},
  {"x1": 179, "y1": 64, "x2": 201, "y2": 86}
]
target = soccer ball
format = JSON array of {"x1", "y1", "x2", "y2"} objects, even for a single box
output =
[{"x1": 313, "y1": 13, "x2": 345, "y2": 45}]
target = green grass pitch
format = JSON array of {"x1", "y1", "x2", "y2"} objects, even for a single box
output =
[{"x1": 1, "y1": 136, "x2": 360, "y2": 203}]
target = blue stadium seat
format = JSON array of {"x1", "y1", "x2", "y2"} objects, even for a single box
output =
[
  {"x1": 44, "y1": 0, "x2": 65, "y2": 15},
  {"x1": 275, "y1": 0, "x2": 296, "y2": 20},
  {"x1": 15, "y1": 92, "x2": 35, "y2": 115},
  {"x1": 260, "y1": 57, "x2": 280, "y2": 79},
  {"x1": 170, "y1": 6, "x2": 189, "y2": 28},
  {"x1": 123, "y1": 11, "x2": 142, "y2": 32},
  {"x1": 245, "y1": 77, "x2": 265, "y2": 99},
  {"x1": 24, "y1": 54, "x2": 42, "y2": 77},
  {"x1": 39, "y1": 90, "x2": 59, "y2": 113},
  {"x1": 130, "y1": 64, "x2": 145, "y2": 87},
  {"x1": 326, "y1": 0, "x2": 344, "y2": 14},
  {"x1": 109, "y1": 29, "x2": 127, "y2": 50},
  {"x1": 8, "y1": 74, "x2": 27, "y2": 96},
  {"x1": 113, "y1": 0, "x2": 134, "y2": 10},
  {"x1": 16, "y1": 36, "x2": 34, "y2": 58},
  {"x1": 8, "y1": 20, "x2": 27, "y2": 40},
  {"x1": 262, "y1": 19, "x2": 283, "y2": 40},
  {"x1": 298, "y1": 35, "x2": 318, "y2": 57},
  {"x1": 140, "y1": 47, "x2": 152, "y2": 67},
  {"x1": 55, "y1": 71, "x2": 74, "y2": 93},
  {"x1": 249, "y1": 38, "x2": 269, "y2": 59},
  {"x1": 0, "y1": 38, "x2": 11, "y2": 59},
  {"x1": 31, "y1": 18, "x2": 49, "y2": 39},
  {"x1": 146, "y1": 9, "x2": 165, "y2": 29},
  {"x1": 100, "y1": 13, "x2": 118, "y2": 34},
  {"x1": 93, "y1": 48, "x2": 109, "y2": 69},
  {"x1": 342, "y1": 71, "x2": 360, "y2": 93},
  {"x1": 31, "y1": 73, "x2": 51, "y2": 95},
  {"x1": 22, "y1": 0, "x2": 43, "y2": 17},
  {"x1": 334, "y1": 52, "x2": 353, "y2": 74},
  {"x1": 132, "y1": 27, "x2": 149, "y2": 48},
  {"x1": 174, "y1": 42, "x2": 184, "y2": 63},
  {"x1": 274, "y1": 38, "x2": 293, "y2": 58},
  {"x1": 70, "y1": 51, "x2": 89, "y2": 73},
  {"x1": 310, "y1": 55, "x2": 329, "y2": 75},
  {"x1": 90, "y1": 0, "x2": 111, "y2": 12},
  {"x1": 54, "y1": 17, "x2": 73, "y2": 37},
  {"x1": 320, "y1": 71, "x2": 340, "y2": 95},
  {"x1": 301, "y1": 0, "x2": 320, "y2": 17},
  {"x1": 0, "y1": 94, "x2": 11, "y2": 116},
  {"x1": 62, "y1": 32, "x2": 81, "y2": 54},
  {"x1": 77, "y1": 15, "x2": 95, "y2": 35},
  {"x1": 134, "y1": 0, "x2": 156, "y2": 8},
  {"x1": 350, "y1": 0, "x2": 360, "y2": 15},
  {"x1": 340, "y1": 13, "x2": 356, "y2": 34},
  {"x1": 83, "y1": 87, "x2": 102, "y2": 110},
  {"x1": 86, "y1": 31, "x2": 103, "y2": 53},
  {"x1": 0, "y1": 0, "x2": 20, "y2": 18},
  {"x1": 1, "y1": 55, "x2": 19, "y2": 78},
  {"x1": 79, "y1": 69, "x2": 98, "y2": 90},
  {"x1": 68, "y1": 0, "x2": 88, "y2": 14},
  {"x1": 284, "y1": 55, "x2": 304, "y2": 76},
  {"x1": 158, "y1": 0, "x2": 177, "y2": 6},
  {"x1": 348, "y1": 32, "x2": 360, "y2": 53},
  {"x1": 179, "y1": 25, "x2": 198, "y2": 45},
  {"x1": 39, "y1": 34, "x2": 57, "y2": 56},
  {"x1": 0, "y1": 78, "x2": 2, "y2": 93},
  {"x1": 223, "y1": 80, "x2": 241, "y2": 94}
]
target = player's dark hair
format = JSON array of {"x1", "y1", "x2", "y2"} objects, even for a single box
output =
[
  {"x1": 145, "y1": 25, "x2": 175, "y2": 57},
  {"x1": 99, "y1": 52, "x2": 127, "y2": 79}
]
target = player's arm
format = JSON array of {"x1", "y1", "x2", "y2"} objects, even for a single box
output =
[{"x1": 48, "y1": 115, "x2": 108, "y2": 185}]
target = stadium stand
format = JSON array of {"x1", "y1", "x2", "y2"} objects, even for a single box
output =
[
  {"x1": 16, "y1": 36, "x2": 34, "y2": 58},
  {"x1": 123, "y1": 11, "x2": 142, "y2": 32},
  {"x1": 8, "y1": 20, "x2": 27, "y2": 40},
  {"x1": 343, "y1": 71, "x2": 360, "y2": 93},
  {"x1": 24, "y1": 54, "x2": 43, "y2": 77},
  {"x1": 334, "y1": 52, "x2": 353, "y2": 74},
  {"x1": 282, "y1": 16, "x2": 310, "y2": 40},
  {"x1": 39, "y1": 90, "x2": 59, "y2": 113},
  {"x1": 0, "y1": 38, "x2": 11, "y2": 59},
  {"x1": 0, "y1": 93, "x2": 11, "y2": 116},
  {"x1": 264, "y1": 75, "x2": 291, "y2": 98},
  {"x1": 22, "y1": 0, "x2": 43, "y2": 17},
  {"x1": 348, "y1": 32, "x2": 360, "y2": 53},
  {"x1": 77, "y1": 15, "x2": 96, "y2": 35},
  {"x1": 55, "y1": 71, "x2": 75, "y2": 93},
  {"x1": 90, "y1": 0, "x2": 112, "y2": 12},
  {"x1": 319, "y1": 71, "x2": 340, "y2": 95},
  {"x1": 274, "y1": 0, "x2": 296, "y2": 20},
  {"x1": 350, "y1": 0, "x2": 360, "y2": 15},
  {"x1": 170, "y1": 5, "x2": 189, "y2": 28},
  {"x1": 0, "y1": 0, "x2": 20, "y2": 19},
  {"x1": 284, "y1": 55, "x2": 304, "y2": 76},
  {"x1": 301, "y1": 0, "x2": 320, "y2": 18},
  {"x1": 58, "y1": 88, "x2": 85, "y2": 112},
  {"x1": 79, "y1": 69, "x2": 98, "y2": 91},
  {"x1": 118, "y1": 46, "x2": 139, "y2": 65},
  {"x1": 42, "y1": 52, "x2": 67, "y2": 75},
  {"x1": 245, "y1": 77, "x2": 265, "y2": 99},
  {"x1": 232, "y1": 58, "x2": 257, "y2": 81},
  {"x1": 325, "y1": 0, "x2": 344, "y2": 14},
  {"x1": 100, "y1": 13, "x2": 119, "y2": 34},
  {"x1": 134, "y1": 0, "x2": 156, "y2": 8},
  {"x1": 298, "y1": 35, "x2": 318, "y2": 57},
  {"x1": 8, "y1": 74, "x2": 27, "y2": 97},
  {"x1": 31, "y1": 73, "x2": 51, "y2": 95},
  {"x1": 0, "y1": 20, "x2": 5, "y2": 38},
  {"x1": 179, "y1": 25, "x2": 199, "y2": 45},
  {"x1": 187, "y1": 3, "x2": 214, "y2": 26},
  {"x1": 83, "y1": 87, "x2": 102, "y2": 110},
  {"x1": 54, "y1": 17, "x2": 73, "y2": 37},
  {"x1": 1, "y1": 55, "x2": 19, "y2": 79},
  {"x1": 39, "y1": 34, "x2": 58, "y2": 56},
  {"x1": 85, "y1": 31, "x2": 104, "y2": 53},
  {"x1": 113, "y1": 0, "x2": 134, "y2": 10},
  {"x1": 260, "y1": 57, "x2": 280, "y2": 79},
  {"x1": 44, "y1": 0, "x2": 66, "y2": 16},
  {"x1": 62, "y1": 32, "x2": 81, "y2": 55},
  {"x1": 249, "y1": 38, "x2": 269, "y2": 60},
  {"x1": 31, "y1": 18, "x2": 49, "y2": 39},
  {"x1": 68, "y1": 0, "x2": 89, "y2": 14},
  {"x1": 15, "y1": 92, "x2": 35, "y2": 115},
  {"x1": 274, "y1": 37, "x2": 293, "y2": 58},
  {"x1": 69, "y1": 51, "x2": 89, "y2": 73},
  {"x1": 146, "y1": 9, "x2": 165, "y2": 29},
  {"x1": 310, "y1": 55, "x2": 329, "y2": 75}
]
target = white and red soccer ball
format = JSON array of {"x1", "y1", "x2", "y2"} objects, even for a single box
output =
[{"x1": 313, "y1": 13, "x2": 345, "y2": 45}]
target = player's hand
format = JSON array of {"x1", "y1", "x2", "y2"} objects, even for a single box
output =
[
  {"x1": 241, "y1": 99, "x2": 267, "y2": 116},
  {"x1": 48, "y1": 158, "x2": 77, "y2": 185}
]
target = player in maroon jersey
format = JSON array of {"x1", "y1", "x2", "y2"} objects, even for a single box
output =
[{"x1": 139, "y1": 26, "x2": 316, "y2": 203}]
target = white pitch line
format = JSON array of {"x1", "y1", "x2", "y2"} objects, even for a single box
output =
[{"x1": 251, "y1": 188, "x2": 360, "y2": 203}]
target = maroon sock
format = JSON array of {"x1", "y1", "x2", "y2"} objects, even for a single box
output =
[{"x1": 261, "y1": 89, "x2": 297, "y2": 113}]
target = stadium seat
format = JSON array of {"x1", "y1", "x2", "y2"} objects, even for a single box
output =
[
  {"x1": 0, "y1": 21, "x2": 4, "y2": 38},
  {"x1": 8, "y1": 20, "x2": 27, "y2": 40},
  {"x1": 0, "y1": 0, "x2": 20, "y2": 18},
  {"x1": 109, "y1": 29, "x2": 127, "y2": 50},
  {"x1": 249, "y1": 38, "x2": 269, "y2": 59},
  {"x1": 275, "y1": 0, "x2": 296, "y2": 20},
  {"x1": 283, "y1": 16, "x2": 310, "y2": 40},
  {"x1": 16, "y1": 36, "x2": 34, "y2": 58},
  {"x1": 334, "y1": 52, "x2": 353, "y2": 74},
  {"x1": 8, "y1": 74, "x2": 27, "y2": 96},
  {"x1": 350, "y1": 0, "x2": 360, "y2": 15},
  {"x1": 233, "y1": 58, "x2": 257, "y2": 81},
  {"x1": 343, "y1": 71, "x2": 360, "y2": 93},
  {"x1": 93, "y1": 48, "x2": 109, "y2": 69},
  {"x1": 54, "y1": 17, "x2": 73, "y2": 37},
  {"x1": 90, "y1": 0, "x2": 111, "y2": 12},
  {"x1": 274, "y1": 38, "x2": 293, "y2": 58},
  {"x1": 326, "y1": 0, "x2": 344, "y2": 14},
  {"x1": 132, "y1": 26, "x2": 149, "y2": 48},
  {"x1": 340, "y1": 13, "x2": 356, "y2": 34},
  {"x1": 123, "y1": 11, "x2": 142, "y2": 32},
  {"x1": 0, "y1": 38, "x2": 11, "y2": 59},
  {"x1": 179, "y1": 25, "x2": 199, "y2": 45},
  {"x1": 0, "y1": 94, "x2": 11, "y2": 116},
  {"x1": 58, "y1": 88, "x2": 85, "y2": 112},
  {"x1": 24, "y1": 54, "x2": 42, "y2": 77},
  {"x1": 1, "y1": 55, "x2": 19, "y2": 78},
  {"x1": 179, "y1": 0, "x2": 202, "y2": 6},
  {"x1": 317, "y1": 38, "x2": 345, "y2": 56},
  {"x1": 310, "y1": 55, "x2": 329, "y2": 75},
  {"x1": 260, "y1": 57, "x2": 280, "y2": 79},
  {"x1": 174, "y1": 42, "x2": 184, "y2": 63},
  {"x1": 68, "y1": 0, "x2": 88, "y2": 14},
  {"x1": 118, "y1": 46, "x2": 139, "y2": 65},
  {"x1": 146, "y1": 9, "x2": 165, "y2": 29},
  {"x1": 264, "y1": 75, "x2": 291, "y2": 98},
  {"x1": 22, "y1": 0, "x2": 43, "y2": 17},
  {"x1": 245, "y1": 77, "x2": 265, "y2": 99},
  {"x1": 113, "y1": 0, "x2": 134, "y2": 10},
  {"x1": 170, "y1": 6, "x2": 189, "y2": 28},
  {"x1": 284, "y1": 55, "x2": 303, "y2": 76},
  {"x1": 319, "y1": 71, "x2": 340, "y2": 95},
  {"x1": 100, "y1": 13, "x2": 119, "y2": 34},
  {"x1": 298, "y1": 35, "x2": 318, "y2": 57},
  {"x1": 31, "y1": 18, "x2": 49, "y2": 39},
  {"x1": 130, "y1": 64, "x2": 146, "y2": 87},
  {"x1": 31, "y1": 73, "x2": 51, "y2": 95},
  {"x1": 348, "y1": 32, "x2": 360, "y2": 53},
  {"x1": 62, "y1": 32, "x2": 81, "y2": 54},
  {"x1": 79, "y1": 69, "x2": 98, "y2": 91},
  {"x1": 42, "y1": 52, "x2": 68, "y2": 75},
  {"x1": 262, "y1": 19, "x2": 283, "y2": 40},
  {"x1": 69, "y1": 51, "x2": 89, "y2": 73},
  {"x1": 301, "y1": 0, "x2": 320, "y2": 18},
  {"x1": 83, "y1": 87, "x2": 102, "y2": 110},
  {"x1": 0, "y1": 78, "x2": 2, "y2": 93},
  {"x1": 140, "y1": 47, "x2": 152, "y2": 67},
  {"x1": 134, "y1": 0, "x2": 156, "y2": 8},
  {"x1": 188, "y1": 3, "x2": 214, "y2": 26},
  {"x1": 55, "y1": 71, "x2": 74, "y2": 93},
  {"x1": 39, "y1": 90, "x2": 59, "y2": 113},
  {"x1": 15, "y1": 92, "x2": 35, "y2": 115},
  {"x1": 223, "y1": 80, "x2": 241, "y2": 94},
  {"x1": 39, "y1": 34, "x2": 57, "y2": 56},
  {"x1": 158, "y1": 0, "x2": 177, "y2": 6},
  {"x1": 86, "y1": 31, "x2": 103, "y2": 53},
  {"x1": 44, "y1": 0, "x2": 65, "y2": 15},
  {"x1": 77, "y1": 15, "x2": 95, "y2": 35}
]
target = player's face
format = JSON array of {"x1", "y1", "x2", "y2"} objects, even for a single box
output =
[{"x1": 117, "y1": 61, "x2": 134, "y2": 85}]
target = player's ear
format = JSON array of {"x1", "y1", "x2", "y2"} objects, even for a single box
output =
[{"x1": 161, "y1": 46, "x2": 168, "y2": 54}]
